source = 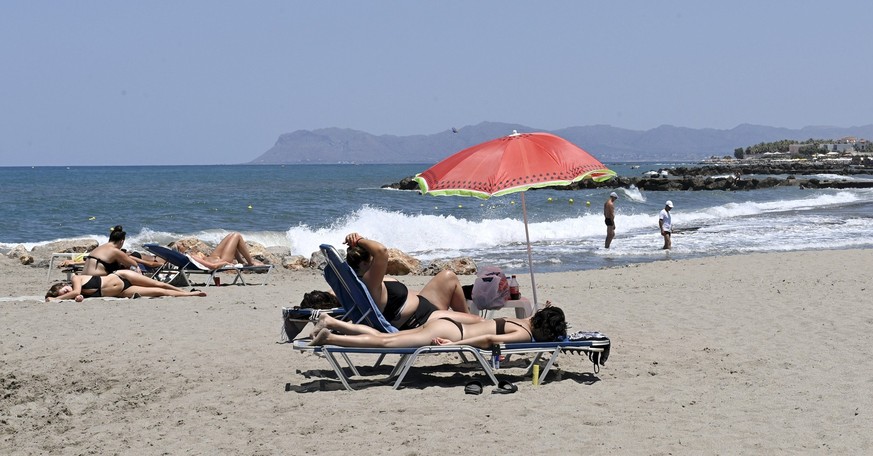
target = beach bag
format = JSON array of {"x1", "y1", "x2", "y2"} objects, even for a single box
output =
[{"x1": 471, "y1": 266, "x2": 509, "y2": 310}]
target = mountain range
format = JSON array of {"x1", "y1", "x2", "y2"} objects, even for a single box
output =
[{"x1": 248, "y1": 122, "x2": 873, "y2": 164}]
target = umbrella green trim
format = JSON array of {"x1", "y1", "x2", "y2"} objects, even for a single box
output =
[{"x1": 414, "y1": 168, "x2": 616, "y2": 200}]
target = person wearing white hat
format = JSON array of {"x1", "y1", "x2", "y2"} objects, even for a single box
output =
[
  {"x1": 659, "y1": 200, "x2": 674, "y2": 250},
  {"x1": 604, "y1": 191, "x2": 619, "y2": 248}
]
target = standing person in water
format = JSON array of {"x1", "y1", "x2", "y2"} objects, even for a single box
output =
[
  {"x1": 659, "y1": 201, "x2": 674, "y2": 250},
  {"x1": 604, "y1": 191, "x2": 618, "y2": 249}
]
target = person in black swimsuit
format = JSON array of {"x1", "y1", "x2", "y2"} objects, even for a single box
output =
[
  {"x1": 45, "y1": 270, "x2": 207, "y2": 301},
  {"x1": 309, "y1": 304, "x2": 567, "y2": 349},
  {"x1": 342, "y1": 233, "x2": 481, "y2": 330},
  {"x1": 81, "y1": 225, "x2": 141, "y2": 276}
]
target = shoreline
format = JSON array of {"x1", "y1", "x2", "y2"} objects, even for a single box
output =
[{"x1": 2, "y1": 248, "x2": 872, "y2": 454}]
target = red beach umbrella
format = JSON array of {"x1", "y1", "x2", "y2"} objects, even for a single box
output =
[{"x1": 415, "y1": 131, "x2": 616, "y2": 308}]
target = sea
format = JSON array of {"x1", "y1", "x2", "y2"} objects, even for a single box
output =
[{"x1": 2, "y1": 163, "x2": 873, "y2": 274}]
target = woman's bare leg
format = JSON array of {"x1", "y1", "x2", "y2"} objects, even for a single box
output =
[
  {"x1": 210, "y1": 232, "x2": 262, "y2": 265},
  {"x1": 418, "y1": 270, "x2": 470, "y2": 313},
  {"x1": 311, "y1": 314, "x2": 382, "y2": 337},
  {"x1": 311, "y1": 319, "x2": 459, "y2": 348},
  {"x1": 123, "y1": 286, "x2": 206, "y2": 298},
  {"x1": 115, "y1": 270, "x2": 185, "y2": 291}
]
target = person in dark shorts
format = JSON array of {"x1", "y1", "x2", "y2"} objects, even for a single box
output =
[
  {"x1": 659, "y1": 200, "x2": 674, "y2": 250},
  {"x1": 604, "y1": 192, "x2": 618, "y2": 248}
]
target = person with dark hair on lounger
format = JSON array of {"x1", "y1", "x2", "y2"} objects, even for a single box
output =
[
  {"x1": 341, "y1": 232, "x2": 479, "y2": 330},
  {"x1": 81, "y1": 225, "x2": 142, "y2": 276},
  {"x1": 309, "y1": 303, "x2": 567, "y2": 349},
  {"x1": 173, "y1": 232, "x2": 265, "y2": 269},
  {"x1": 45, "y1": 270, "x2": 207, "y2": 302}
]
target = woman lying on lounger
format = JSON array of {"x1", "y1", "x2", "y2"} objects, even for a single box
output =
[
  {"x1": 172, "y1": 232, "x2": 264, "y2": 269},
  {"x1": 309, "y1": 303, "x2": 567, "y2": 349},
  {"x1": 45, "y1": 270, "x2": 207, "y2": 302},
  {"x1": 340, "y1": 232, "x2": 479, "y2": 330}
]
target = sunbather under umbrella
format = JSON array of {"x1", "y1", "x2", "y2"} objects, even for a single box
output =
[{"x1": 415, "y1": 130, "x2": 616, "y2": 309}]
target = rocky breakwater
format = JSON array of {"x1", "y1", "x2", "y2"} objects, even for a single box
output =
[{"x1": 384, "y1": 159, "x2": 873, "y2": 192}]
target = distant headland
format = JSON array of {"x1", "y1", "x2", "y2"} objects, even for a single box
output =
[{"x1": 249, "y1": 122, "x2": 873, "y2": 165}]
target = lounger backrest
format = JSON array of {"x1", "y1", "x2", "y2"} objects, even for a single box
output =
[
  {"x1": 320, "y1": 244, "x2": 398, "y2": 333},
  {"x1": 144, "y1": 244, "x2": 199, "y2": 270}
]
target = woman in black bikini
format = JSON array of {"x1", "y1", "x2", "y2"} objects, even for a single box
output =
[
  {"x1": 81, "y1": 225, "x2": 141, "y2": 276},
  {"x1": 309, "y1": 304, "x2": 567, "y2": 349},
  {"x1": 45, "y1": 270, "x2": 207, "y2": 302},
  {"x1": 342, "y1": 233, "x2": 480, "y2": 330}
]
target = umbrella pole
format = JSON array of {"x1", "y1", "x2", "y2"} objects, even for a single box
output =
[{"x1": 521, "y1": 192, "x2": 539, "y2": 310}]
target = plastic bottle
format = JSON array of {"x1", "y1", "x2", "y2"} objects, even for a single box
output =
[{"x1": 509, "y1": 274, "x2": 520, "y2": 300}]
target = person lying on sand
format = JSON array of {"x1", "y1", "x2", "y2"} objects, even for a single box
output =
[{"x1": 45, "y1": 270, "x2": 206, "y2": 301}]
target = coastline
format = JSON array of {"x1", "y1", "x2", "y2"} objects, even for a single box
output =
[{"x1": 2, "y1": 249, "x2": 872, "y2": 454}]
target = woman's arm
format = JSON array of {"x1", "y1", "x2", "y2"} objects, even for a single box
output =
[
  {"x1": 48, "y1": 277, "x2": 86, "y2": 302},
  {"x1": 434, "y1": 331, "x2": 531, "y2": 349},
  {"x1": 130, "y1": 254, "x2": 164, "y2": 268},
  {"x1": 111, "y1": 248, "x2": 141, "y2": 271},
  {"x1": 345, "y1": 233, "x2": 389, "y2": 302}
]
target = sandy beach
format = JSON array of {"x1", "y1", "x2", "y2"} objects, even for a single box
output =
[{"x1": 2, "y1": 249, "x2": 871, "y2": 454}]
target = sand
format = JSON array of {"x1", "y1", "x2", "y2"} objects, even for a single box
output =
[{"x1": 2, "y1": 249, "x2": 871, "y2": 455}]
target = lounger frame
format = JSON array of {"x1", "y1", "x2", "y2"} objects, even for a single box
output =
[
  {"x1": 288, "y1": 244, "x2": 611, "y2": 391},
  {"x1": 144, "y1": 243, "x2": 273, "y2": 286}
]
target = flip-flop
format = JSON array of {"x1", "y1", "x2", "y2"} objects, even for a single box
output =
[
  {"x1": 491, "y1": 380, "x2": 518, "y2": 394},
  {"x1": 464, "y1": 381, "x2": 483, "y2": 395}
]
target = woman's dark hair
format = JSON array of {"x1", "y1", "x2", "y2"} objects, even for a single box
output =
[
  {"x1": 300, "y1": 290, "x2": 340, "y2": 309},
  {"x1": 345, "y1": 245, "x2": 370, "y2": 274},
  {"x1": 530, "y1": 306, "x2": 567, "y2": 342},
  {"x1": 45, "y1": 282, "x2": 70, "y2": 299},
  {"x1": 109, "y1": 225, "x2": 126, "y2": 243}
]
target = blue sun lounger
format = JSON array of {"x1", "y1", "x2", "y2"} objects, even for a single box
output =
[
  {"x1": 144, "y1": 243, "x2": 273, "y2": 287},
  {"x1": 288, "y1": 244, "x2": 611, "y2": 391},
  {"x1": 280, "y1": 244, "x2": 394, "y2": 341}
]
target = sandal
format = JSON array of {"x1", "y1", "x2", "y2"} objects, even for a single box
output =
[
  {"x1": 464, "y1": 381, "x2": 483, "y2": 395},
  {"x1": 491, "y1": 380, "x2": 518, "y2": 394}
]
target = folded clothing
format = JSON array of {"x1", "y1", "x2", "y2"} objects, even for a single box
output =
[
  {"x1": 566, "y1": 331, "x2": 608, "y2": 341},
  {"x1": 564, "y1": 331, "x2": 610, "y2": 367}
]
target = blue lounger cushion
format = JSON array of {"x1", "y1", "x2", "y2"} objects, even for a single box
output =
[{"x1": 320, "y1": 244, "x2": 397, "y2": 333}]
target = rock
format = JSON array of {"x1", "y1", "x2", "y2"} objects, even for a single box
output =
[
  {"x1": 422, "y1": 257, "x2": 477, "y2": 276},
  {"x1": 386, "y1": 248, "x2": 421, "y2": 275},
  {"x1": 7, "y1": 245, "x2": 34, "y2": 265},
  {"x1": 30, "y1": 239, "x2": 99, "y2": 263},
  {"x1": 168, "y1": 238, "x2": 211, "y2": 255},
  {"x1": 282, "y1": 255, "x2": 309, "y2": 270},
  {"x1": 245, "y1": 243, "x2": 280, "y2": 265},
  {"x1": 309, "y1": 250, "x2": 327, "y2": 270},
  {"x1": 381, "y1": 176, "x2": 420, "y2": 191}
]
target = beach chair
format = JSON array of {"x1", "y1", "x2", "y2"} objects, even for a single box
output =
[
  {"x1": 280, "y1": 244, "x2": 395, "y2": 341},
  {"x1": 290, "y1": 244, "x2": 610, "y2": 390},
  {"x1": 143, "y1": 243, "x2": 273, "y2": 287}
]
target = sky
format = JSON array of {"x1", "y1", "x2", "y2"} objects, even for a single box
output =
[{"x1": 2, "y1": 1, "x2": 872, "y2": 166}]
